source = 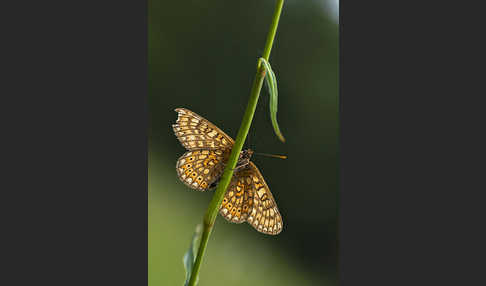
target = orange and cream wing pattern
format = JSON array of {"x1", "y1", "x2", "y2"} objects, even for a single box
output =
[
  {"x1": 246, "y1": 162, "x2": 283, "y2": 235},
  {"x1": 219, "y1": 162, "x2": 283, "y2": 235},
  {"x1": 172, "y1": 108, "x2": 235, "y2": 151},
  {"x1": 176, "y1": 149, "x2": 230, "y2": 191},
  {"x1": 219, "y1": 171, "x2": 255, "y2": 224}
]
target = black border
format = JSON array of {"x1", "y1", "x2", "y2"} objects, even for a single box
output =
[
  {"x1": 4, "y1": 1, "x2": 148, "y2": 284},
  {"x1": 341, "y1": 1, "x2": 485, "y2": 285}
]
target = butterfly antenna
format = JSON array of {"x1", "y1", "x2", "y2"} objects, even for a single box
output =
[{"x1": 254, "y1": 152, "x2": 287, "y2": 160}]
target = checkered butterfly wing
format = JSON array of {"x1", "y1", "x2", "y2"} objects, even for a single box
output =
[
  {"x1": 172, "y1": 108, "x2": 234, "y2": 151},
  {"x1": 220, "y1": 162, "x2": 283, "y2": 235},
  {"x1": 173, "y1": 108, "x2": 234, "y2": 191},
  {"x1": 175, "y1": 149, "x2": 230, "y2": 191}
]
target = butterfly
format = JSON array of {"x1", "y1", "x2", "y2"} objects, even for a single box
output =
[{"x1": 172, "y1": 108, "x2": 283, "y2": 235}]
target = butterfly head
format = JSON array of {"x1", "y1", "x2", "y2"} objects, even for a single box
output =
[
  {"x1": 235, "y1": 149, "x2": 254, "y2": 171},
  {"x1": 241, "y1": 149, "x2": 254, "y2": 159}
]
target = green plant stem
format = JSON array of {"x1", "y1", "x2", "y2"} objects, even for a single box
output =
[
  {"x1": 262, "y1": 0, "x2": 285, "y2": 62},
  {"x1": 187, "y1": 1, "x2": 285, "y2": 285}
]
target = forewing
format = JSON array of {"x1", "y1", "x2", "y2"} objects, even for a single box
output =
[
  {"x1": 172, "y1": 108, "x2": 234, "y2": 151},
  {"x1": 219, "y1": 162, "x2": 283, "y2": 235},
  {"x1": 176, "y1": 149, "x2": 229, "y2": 191},
  {"x1": 246, "y1": 162, "x2": 283, "y2": 235}
]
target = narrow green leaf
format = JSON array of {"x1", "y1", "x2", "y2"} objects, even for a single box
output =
[
  {"x1": 183, "y1": 224, "x2": 202, "y2": 286},
  {"x1": 259, "y1": 57, "x2": 286, "y2": 142}
]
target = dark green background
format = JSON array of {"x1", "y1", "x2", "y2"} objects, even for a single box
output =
[{"x1": 149, "y1": 1, "x2": 338, "y2": 285}]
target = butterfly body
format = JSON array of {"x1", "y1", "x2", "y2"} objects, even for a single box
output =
[
  {"x1": 205, "y1": 149, "x2": 253, "y2": 189},
  {"x1": 172, "y1": 108, "x2": 283, "y2": 235},
  {"x1": 235, "y1": 149, "x2": 253, "y2": 171}
]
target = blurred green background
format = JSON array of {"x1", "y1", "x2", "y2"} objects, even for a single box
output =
[{"x1": 149, "y1": 1, "x2": 338, "y2": 285}]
